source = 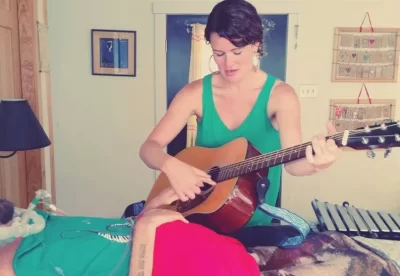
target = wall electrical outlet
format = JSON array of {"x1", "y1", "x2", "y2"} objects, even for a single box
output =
[{"x1": 299, "y1": 85, "x2": 318, "y2": 98}]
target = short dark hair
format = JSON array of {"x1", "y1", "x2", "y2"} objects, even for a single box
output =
[
  {"x1": 205, "y1": 0, "x2": 264, "y2": 57},
  {"x1": 0, "y1": 199, "x2": 14, "y2": 225}
]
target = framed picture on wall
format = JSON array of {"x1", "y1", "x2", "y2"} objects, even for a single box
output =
[
  {"x1": 91, "y1": 29, "x2": 137, "y2": 77},
  {"x1": 331, "y1": 27, "x2": 400, "y2": 82}
]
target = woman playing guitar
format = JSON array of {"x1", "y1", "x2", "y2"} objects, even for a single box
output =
[{"x1": 140, "y1": 0, "x2": 341, "y2": 235}]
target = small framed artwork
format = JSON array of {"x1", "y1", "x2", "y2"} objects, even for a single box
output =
[
  {"x1": 331, "y1": 27, "x2": 400, "y2": 82},
  {"x1": 91, "y1": 29, "x2": 137, "y2": 77}
]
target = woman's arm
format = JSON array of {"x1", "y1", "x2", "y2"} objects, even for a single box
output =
[
  {"x1": 139, "y1": 81, "x2": 200, "y2": 172},
  {"x1": 129, "y1": 188, "x2": 189, "y2": 275},
  {"x1": 129, "y1": 192, "x2": 165, "y2": 276},
  {"x1": 271, "y1": 83, "x2": 340, "y2": 176},
  {"x1": 128, "y1": 209, "x2": 188, "y2": 276},
  {"x1": 129, "y1": 222, "x2": 156, "y2": 276}
]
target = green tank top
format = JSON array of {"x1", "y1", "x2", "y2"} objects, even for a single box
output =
[{"x1": 196, "y1": 73, "x2": 282, "y2": 227}]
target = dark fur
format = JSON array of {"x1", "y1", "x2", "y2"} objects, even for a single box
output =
[{"x1": 0, "y1": 199, "x2": 14, "y2": 224}]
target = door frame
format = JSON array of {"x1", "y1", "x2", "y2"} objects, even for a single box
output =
[
  {"x1": 2, "y1": 0, "x2": 54, "y2": 207},
  {"x1": 152, "y1": 0, "x2": 300, "y2": 179}
]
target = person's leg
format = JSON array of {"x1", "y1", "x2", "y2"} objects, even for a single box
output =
[{"x1": 152, "y1": 220, "x2": 261, "y2": 276}]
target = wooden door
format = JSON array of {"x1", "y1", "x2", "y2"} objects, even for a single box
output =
[
  {"x1": 0, "y1": 0, "x2": 28, "y2": 207},
  {"x1": 0, "y1": 0, "x2": 45, "y2": 208}
]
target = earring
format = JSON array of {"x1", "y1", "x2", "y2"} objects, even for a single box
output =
[
  {"x1": 253, "y1": 53, "x2": 260, "y2": 72},
  {"x1": 209, "y1": 55, "x2": 215, "y2": 73}
]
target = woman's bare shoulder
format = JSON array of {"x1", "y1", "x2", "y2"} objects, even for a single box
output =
[
  {"x1": 270, "y1": 80, "x2": 297, "y2": 102},
  {"x1": 267, "y1": 80, "x2": 298, "y2": 115},
  {"x1": 179, "y1": 78, "x2": 203, "y2": 99},
  {"x1": 173, "y1": 78, "x2": 203, "y2": 115}
]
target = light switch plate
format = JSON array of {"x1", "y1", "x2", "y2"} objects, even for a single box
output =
[{"x1": 299, "y1": 85, "x2": 318, "y2": 98}]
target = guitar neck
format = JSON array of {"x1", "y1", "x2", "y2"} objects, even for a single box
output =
[{"x1": 216, "y1": 133, "x2": 344, "y2": 182}]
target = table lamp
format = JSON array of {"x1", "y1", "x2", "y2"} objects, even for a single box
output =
[{"x1": 0, "y1": 99, "x2": 51, "y2": 158}]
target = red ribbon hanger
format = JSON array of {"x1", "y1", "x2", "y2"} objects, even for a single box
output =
[
  {"x1": 360, "y1": 12, "x2": 374, "y2": 32},
  {"x1": 357, "y1": 83, "x2": 372, "y2": 104}
]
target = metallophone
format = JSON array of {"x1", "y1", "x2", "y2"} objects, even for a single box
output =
[
  {"x1": 312, "y1": 199, "x2": 400, "y2": 240},
  {"x1": 311, "y1": 121, "x2": 400, "y2": 240}
]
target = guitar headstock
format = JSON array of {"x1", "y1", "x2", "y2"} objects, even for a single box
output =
[{"x1": 339, "y1": 120, "x2": 400, "y2": 158}]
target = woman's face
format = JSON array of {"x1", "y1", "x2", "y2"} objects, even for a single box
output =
[{"x1": 209, "y1": 32, "x2": 259, "y2": 83}]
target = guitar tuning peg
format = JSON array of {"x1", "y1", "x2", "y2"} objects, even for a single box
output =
[
  {"x1": 366, "y1": 150, "x2": 376, "y2": 159},
  {"x1": 384, "y1": 148, "x2": 392, "y2": 158}
]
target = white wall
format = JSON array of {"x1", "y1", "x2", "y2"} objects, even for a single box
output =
[
  {"x1": 48, "y1": 0, "x2": 400, "y2": 220},
  {"x1": 48, "y1": 0, "x2": 156, "y2": 217}
]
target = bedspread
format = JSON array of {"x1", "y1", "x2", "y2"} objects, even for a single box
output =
[{"x1": 250, "y1": 231, "x2": 400, "y2": 276}]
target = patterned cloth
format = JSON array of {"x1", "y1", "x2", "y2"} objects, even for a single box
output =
[
  {"x1": 249, "y1": 231, "x2": 400, "y2": 276},
  {"x1": 353, "y1": 236, "x2": 400, "y2": 271}
]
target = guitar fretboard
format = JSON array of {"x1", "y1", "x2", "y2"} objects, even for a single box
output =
[{"x1": 215, "y1": 135, "x2": 342, "y2": 182}]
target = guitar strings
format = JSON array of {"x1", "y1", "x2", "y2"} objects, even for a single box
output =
[
  {"x1": 211, "y1": 123, "x2": 396, "y2": 175},
  {"x1": 206, "y1": 123, "x2": 398, "y2": 176},
  {"x1": 208, "y1": 131, "x2": 346, "y2": 175}
]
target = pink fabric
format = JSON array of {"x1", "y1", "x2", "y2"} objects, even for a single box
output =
[{"x1": 153, "y1": 220, "x2": 260, "y2": 276}]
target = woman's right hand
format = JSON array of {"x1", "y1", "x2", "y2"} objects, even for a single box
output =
[{"x1": 161, "y1": 157, "x2": 216, "y2": 201}]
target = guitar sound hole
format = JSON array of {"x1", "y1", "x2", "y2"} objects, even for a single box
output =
[
  {"x1": 200, "y1": 183, "x2": 213, "y2": 192},
  {"x1": 176, "y1": 184, "x2": 215, "y2": 213},
  {"x1": 176, "y1": 166, "x2": 220, "y2": 213}
]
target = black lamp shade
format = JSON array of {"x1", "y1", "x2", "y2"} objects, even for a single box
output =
[{"x1": 0, "y1": 99, "x2": 51, "y2": 152}]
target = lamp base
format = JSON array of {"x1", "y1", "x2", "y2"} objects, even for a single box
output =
[{"x1": 0, "y1": 151, "x2": 17, "y2": 158}]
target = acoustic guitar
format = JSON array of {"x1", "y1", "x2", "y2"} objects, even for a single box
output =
[{"x1": 145, "y1": 121, "x2": 400, "y2": 234}]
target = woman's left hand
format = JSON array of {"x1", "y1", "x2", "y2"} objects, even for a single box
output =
[{"x1": 306, "y1": 121, "x2": 341, "y2": 171}]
